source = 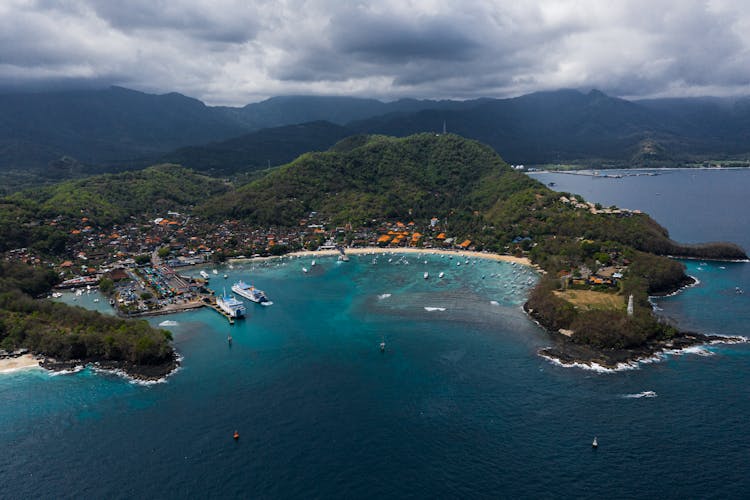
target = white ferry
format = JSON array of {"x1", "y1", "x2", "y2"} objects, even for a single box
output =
[
  {"x1": 216, "y1": 291, "x2": 246, "y2": 318},
  {"x1": 232, "y1": 281, "x2": 273, "y2": 306}
]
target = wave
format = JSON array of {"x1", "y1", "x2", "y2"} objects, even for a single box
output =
[
  {"x1": 538, "y1": 338, "x2": 742, "y2": 374},
  {"x1": 158, "y1": 320, "x2": 179, "y2": 327},
  {"x1": 424, "y1": 307, "x2": 446, "y2": 312},
  {"x1": 47, "y1": 364, "x2": 86, "y2": 376},
  {"x1": 377, "y1": 293, "x2": 391, "y2": 300},
  {"x1": 623, "y1": 391, "x2": 657, "y2": 398},
  {"x1": 538, "y1": 353, "x2": 644, "y2": 373}
]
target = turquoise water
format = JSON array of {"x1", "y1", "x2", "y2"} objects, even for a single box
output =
[{"x1": 2, "y1": 171, "x2": 750, "y2": 498}]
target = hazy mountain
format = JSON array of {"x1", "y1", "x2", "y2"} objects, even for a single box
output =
[
  {"x1": 216, "y1": 95, "x2": 466, "y2": 130},
  {"x1": 0, "y1": 86, "x2": 247, "y2": 170},
  {"x1": 4, "y1": 86, "x2": 750, "y2": 186},
  {"x1": 161, "y1": 121, "x2": 352, "y2": 175}
]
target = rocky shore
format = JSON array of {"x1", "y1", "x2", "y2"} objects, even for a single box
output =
[
  {"x1": 537, "y1": 330, "x2": 746, "y2": 371},
  {"x1": 39, "y1": 350, "x2": 180, "y2": 382}
]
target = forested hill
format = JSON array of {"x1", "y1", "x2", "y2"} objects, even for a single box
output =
[{"x1": 199, "y1": 133, "x2": 540, "y2": 227}]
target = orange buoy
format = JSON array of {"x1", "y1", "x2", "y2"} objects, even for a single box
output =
[{"x1": 233, "y1": 430, "x2": 240, "y2": 440}]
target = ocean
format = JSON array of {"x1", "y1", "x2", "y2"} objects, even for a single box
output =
[{"x1": 1, "y1": 169, "x2": 749, "y2": 499}]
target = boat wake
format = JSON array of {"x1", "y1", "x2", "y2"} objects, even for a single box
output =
[
  {"x1": 424, "y1": 307, "x2": 446, "y2": 312},
  {"x1": 623, "y1": 391, "x2": 657, "y2": 398},
  {"x1": 158, "y1": 320, "x2": 179, "y2": 327}
]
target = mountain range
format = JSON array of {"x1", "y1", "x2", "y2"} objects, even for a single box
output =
[{"x1": 3, "y1": 86, "x2": 750, "y2": 188}]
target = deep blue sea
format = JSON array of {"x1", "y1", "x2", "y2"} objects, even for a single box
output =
[{"x1": 2, "y1": 169, "x2": 749, "y2": 499}]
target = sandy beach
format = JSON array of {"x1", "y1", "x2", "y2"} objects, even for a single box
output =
[
  {"x1": 231, "y1": 246, "x2": 535, "y2": 268},
  {"x1": 0, "y1": 354, "x2": 41, "y2": 374}
]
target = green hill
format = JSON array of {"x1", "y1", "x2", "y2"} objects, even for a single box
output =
[
  {"x1": 8, "y1": 164, "x2": 227, "y2": 226},
  {"x1": 201, "y1": 133, "x2": 539, "y2": 227}
]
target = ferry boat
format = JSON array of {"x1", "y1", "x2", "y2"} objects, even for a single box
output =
[
  {"x1": 216, "y1": 290, "x2": 246, "y2": 318},
  {"x1": 231, "y1": 280, "x2": 273, "y2": 306}
]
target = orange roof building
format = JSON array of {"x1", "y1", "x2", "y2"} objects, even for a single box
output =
[{"x1": 459, "y1": 239, "x2": 471, "y2": 248}]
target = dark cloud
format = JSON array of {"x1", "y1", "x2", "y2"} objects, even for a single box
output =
[{"x1": 1, "y1": 1, "x2": 749, "y2": 104}]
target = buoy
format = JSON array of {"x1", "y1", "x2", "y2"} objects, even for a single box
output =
[{"x1": 233, "y1": 430, "x2": 240, "y2": 440}]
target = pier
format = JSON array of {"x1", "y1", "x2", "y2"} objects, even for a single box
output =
[{"x1": 207, "y1": 301, "x2": 235, "y2": 324}]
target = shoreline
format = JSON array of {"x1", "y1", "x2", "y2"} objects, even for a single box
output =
[
  {"x1": 536, "y1": 332, "x2": 747, "y2": 373},
  {"x1": 0, "y1": 351, "x2": 180, "y2": 382},
  {"x1": 230, "y1": 247, "x2": 535, "y2": 268},
  {"x1": 0, "y1": 354, "x2": 42, "y2": 374}
]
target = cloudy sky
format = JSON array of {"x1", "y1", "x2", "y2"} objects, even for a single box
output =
[{"x1": 1, "y1": 0, "x2": 749, "y2": 105}]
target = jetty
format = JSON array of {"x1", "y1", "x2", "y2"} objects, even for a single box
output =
[{"x1": 207, "y1": 301, "x2": 235, "y2": 324}]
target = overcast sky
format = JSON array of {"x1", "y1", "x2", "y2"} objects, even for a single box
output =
[{"x1": 1, "y1": 0, "x2": 749, "y2": 105}]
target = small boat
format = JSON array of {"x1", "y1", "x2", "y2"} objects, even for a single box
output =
[
  {"x1": 223, "y1": 274, "x2": 228, "y2": 279},
  {"x1": 424, "y1": 272, "x2": 429, "y2": 279},
  {"x1": 439, "y1": 272, "x2": 445, "y2": 278},
  {"x1": 380, "y1": 342, "x2": 386, "y2": 352},
  {"x1": 93, "y1": 298, "x2": 99, "y2": 303},
  {"x1": 592, "y1": 437, "x2": 598, "y2": 449},
  {"x1": 233, "y1": 430, "x2": 239, "y2": 440},
  {"x1": 302, "y1": 267, "x2": 308, "y2": 273},
  {"x1": 311, "y1": 260, "x2": 316, "y2": 267},
  {"x1": 200, "y1": 270, "x2": 210, "y2": 279},
  {"x1": 227, "y1": 335, "x2": 233, "y2": 345},
  {"x1": 212, "y1": 269, "x2": 218, "y2": 275}
]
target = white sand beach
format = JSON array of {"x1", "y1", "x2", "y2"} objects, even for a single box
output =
[
  {"x1": 0, "y1": 354, "x2": 41, "y2": 374},
  {"x1": 231, "y1": 246, "x2": 535, "y2": 268}
]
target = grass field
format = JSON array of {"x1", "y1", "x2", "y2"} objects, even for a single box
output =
[{"x1": 553, "y1": 289, "x2": 624, "y2": 311}]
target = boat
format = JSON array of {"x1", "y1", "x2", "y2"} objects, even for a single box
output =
[
  {"x1": 592, "y1": 437, "x2": 598, "y2": 449},
  {"x1": 439, "y1": 272, "x2": 445, "y2": 278},
  {"x1": 311, "y1": 260, "x2": 316, "y2": 266},
  {"x1": 212, "y1": 269, "x2": 218, "y2": 275},
  {"x1": 233, "y1": 430, "x2": 239, "y2": 440},
  {"x1": 424, "y1": 272, "x2": 429, "y2": 279},
  {"x1": 232, "y1": 280, "x2": 273, "y2": 305},
  {"x1": 223, "y1": 274, "x2": 228, "y2": 279},
  {"x1": 200, "y1": 270, "x2": 210, "y2": 279},
  {"x1": 216, "y1": 290, "x2": 246, "y2": 318},
  {"x1": 302, "y1": 267, "x2": 308, "y2": 273},
  {"x1": 380, "y1": 342, "x2": 386, "y2": 352},
  {"x1": 93, "y1": 298, "x2": 99, "y2": 303}
]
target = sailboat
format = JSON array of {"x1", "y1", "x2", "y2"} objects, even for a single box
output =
[
  {"x1": 424, "y1": 272, "x2": 429, "y2": 279},
  {"x1": 592, "y1": 437, "x2": 598, "y2": 449}
]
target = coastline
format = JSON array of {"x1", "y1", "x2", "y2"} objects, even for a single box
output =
[
  {"x1": 39, "y1": 351, "x2": 181, "y2": 383},
  {"x1": 231, "y1": 246, "x2": 536, "y2": 268},
  {"x1": 0, "y1": 354, "x2": 41, "y2": 374},
  {"x1": 0, "y1": 351, "x2": 180, "y2": 382},
  {"x1": 536, "y1": 331, "x2": 747, "y2": 373}
]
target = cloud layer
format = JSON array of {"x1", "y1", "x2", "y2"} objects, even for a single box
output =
[{"x1": 1, "y1": 0, "x2": 750, "y2": 104}]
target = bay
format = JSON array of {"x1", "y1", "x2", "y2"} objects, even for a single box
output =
[{"x1": 1, "y1": 169, "x2": 750, "y2": 498}]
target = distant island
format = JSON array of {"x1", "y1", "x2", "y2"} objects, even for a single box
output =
[{"x1": 0, "y1": 133, "x2": 746, "y2": 375}]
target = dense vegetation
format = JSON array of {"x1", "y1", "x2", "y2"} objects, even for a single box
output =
[
  {"x1": 0, "y1": 262, "x2": 174, "y2": 366},
  {"x1": 200, "y1": 133, "x2": 540, "y2": 227}
]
